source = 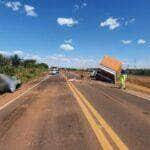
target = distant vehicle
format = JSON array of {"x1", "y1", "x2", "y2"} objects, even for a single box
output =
[
  {"x1": 0, "y1": 74, "x2": 21, "y2": 93},
  {"x1": 90, "y1": 70, "x2": 97, "y2": 79},
  {"x1": 50, "y1": 67, "x2": 59, "y2": 75}
]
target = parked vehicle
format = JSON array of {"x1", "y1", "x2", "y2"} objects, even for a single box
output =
[{"x1": 0, "y1": 74, "x2": 21, "y2": 93}]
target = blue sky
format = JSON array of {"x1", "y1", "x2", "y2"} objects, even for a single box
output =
[{"x1": 0, "y1": 0, "x2": 150, "y2": 68}]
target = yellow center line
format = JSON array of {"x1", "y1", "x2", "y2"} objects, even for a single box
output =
[
  {"x1": 69, "y1": 81, "x2": 128, "y2": 150},
  {"x1": 67, "y1": 81, "x2": 113, "y2": 150}
]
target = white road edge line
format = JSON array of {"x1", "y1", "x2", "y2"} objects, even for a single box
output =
[
  {"x1": 123, "y1": 90, "x2": 150, "y2": 101},
  {"x1": 89, "y1": 80, "x2": 150, "y2": 102},
  {"x1": 0, "y1": 75, "x2": 51, "y2": 112}
]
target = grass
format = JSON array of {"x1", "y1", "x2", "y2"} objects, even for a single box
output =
[
  {"x1": 127, "y1": 75, "x2": 150, "y2": 88},
  {"x1": 126, "y1": 75, "x2": 150, "y2": 95},
  {"x1": 0, "y1": 54, "x2": 49, "y2": 83},
  {"x1": 16, "y1": 68, "x2": 48, "y2": 83},
  {"x1": 0, "y1": 66, "x2": 48, "y2": 83}
]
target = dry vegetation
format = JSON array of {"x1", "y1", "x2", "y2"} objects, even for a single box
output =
[
  {"x1": 127, "y1": 75, "x2": 150, "y2": 88},
  {"x1": 126, "y1": 75, "x2": 150, "y2": 95},
  {"x1": 68, "y1": 70, "x2": 150, "y2": 95}
]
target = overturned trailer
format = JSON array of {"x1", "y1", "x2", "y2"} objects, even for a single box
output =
[{"x1": 92, "y1": 56, "x2": 122, "y2": 84}]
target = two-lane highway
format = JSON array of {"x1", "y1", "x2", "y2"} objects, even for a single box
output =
[
  {"x1": 0, "y1": 75, "x2": 101, "y2": 150},
  {"x1": 0, "y1": 72, "x2": 149, "y2": 150}
]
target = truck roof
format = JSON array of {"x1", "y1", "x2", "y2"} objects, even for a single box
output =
[{"x1": 100, "y1": 55, "x2": 122, "y2": 73}]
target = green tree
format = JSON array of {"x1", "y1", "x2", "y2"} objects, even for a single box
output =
[
  {"x1": 23, "y1": 59, "x2": 37, "y2": 68},
  {"x1": 10, "y1": 54, "x2": 22, "y2": 67},
  {"x1": 37, "y1": 63, "x2": 49, "y2": 69},
  {"x1": 0, "y1": 54, "x2": 11, "y2": 66}
]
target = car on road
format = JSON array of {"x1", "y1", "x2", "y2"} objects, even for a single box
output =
[
  {"x1": 0, "y1": 74, "x2": 21, "y2": 93},
  {"x1": 49, "y1": 67, "x2": 59, "y2": 75}
]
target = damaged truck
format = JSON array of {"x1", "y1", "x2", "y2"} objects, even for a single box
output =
[{"x1": 90, "y1": 55, "x2": 122, "y2": 84}]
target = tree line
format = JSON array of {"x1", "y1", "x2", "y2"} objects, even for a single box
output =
[
  {"x1": 0, "y1": 54, "x2": 49, "y2": 82},
  {"x1": 126, "y1": 69, "x2": 150, "y2": 76}
]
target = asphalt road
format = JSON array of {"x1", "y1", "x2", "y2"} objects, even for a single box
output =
[{"x1": 0, "y1": 73, "x2": 149, "y2": 150}]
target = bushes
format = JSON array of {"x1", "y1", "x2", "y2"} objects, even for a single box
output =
[
  {"x1": 0, "y1": 54, "x2": 49, "y2": 83},
  {"x1": 10, "y1": 54, "x2": 22, "y2": 67}
]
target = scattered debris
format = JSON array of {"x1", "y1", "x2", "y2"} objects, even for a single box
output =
[{"x1": 68, "y1": 78, "x2": 78, "y2": 82}]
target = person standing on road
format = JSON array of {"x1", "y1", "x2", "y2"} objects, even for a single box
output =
[{"x1": 118, "y1": 70, "x2": 127, "y2": 90}]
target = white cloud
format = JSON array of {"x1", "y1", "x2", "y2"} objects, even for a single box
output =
[
  {"x1": 125, "y1": 18, "x2": 135, "y2": 26},
  {"x1": 131, "y1": 18, "x2": 135, "y2": 22},
  {"x1": 24, "y1": 5, "x2": 37, "y2": 17},
  {"x1": 0, "y1": 50, "x2": 11, "y2": 56},
  {"x1": 45, "y1": 54, "x2": 70, "y2": 63},
  {"x1": 5, "y1": 1, "x2": 21, "y2": 11},
  {"x1": 44, "y1": 54, "x2": 98, "y2": 68},
  {"x1": 60, "y1": 43, "x2": 74, "y2": 51},
  {"x1": 121, "y1": 40, "x2": 132, "y2": 44},
  {"x1": 81, "y1": 2, "x2": 87, "y2": 8},
  {"x1": 74, "y1": 1, "x2": 87, "y2": 11},
  {"x1": 82, "y1": 2, "x2": 87, "y2": 7},
  {"x1": 100, "y1": 17, "x2": 120, "y2": 30},
  {"x1": 4, "y1": 2, "x2": 37, "y2": 17},
  {"x1": 137, "y1": 39, "x2": 146, "y2": 44},
  {"x1": 22, "y1": 53, "x2": 42, "y2": 61},
  {"x1": 0, "y1": 50, "x2": 42, "y2": 62},
  {"x1": 0, "y1": 50, "x2": 23, "y2": 56},
  {"x1": 14, "y1": 50, "x2": 24, "y2": 56},
  {"x1": 60, "y1": 39, "x2": 74, "y2": 51},
  {"x1": 57, "y1": 18, "x2": 78, "y2": 27},
  {"x1": 14, "y1": 51, "x2": 41, "y2": 61},
  {"x1": 65, "y1": 39, "x2": 73, "y2": 44},
  {"x1": 0, "y1": 50, "x2": 98, "y2": 68},
  {"x1": 30, "y1": 55, "x2": 42, "y2": 61}
]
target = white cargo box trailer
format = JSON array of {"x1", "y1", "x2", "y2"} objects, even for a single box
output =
[{"x1": 95, "y1": 56, "x2": 123, "y2": 84}]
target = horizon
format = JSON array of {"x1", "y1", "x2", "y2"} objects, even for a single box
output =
[{"x1": 0, "y1": 0, "x2": 150, "y2": 68}]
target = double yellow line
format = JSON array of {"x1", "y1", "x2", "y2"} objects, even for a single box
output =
[{"x1": 67, "y1": 80, "x2": 128, "y2": 150}]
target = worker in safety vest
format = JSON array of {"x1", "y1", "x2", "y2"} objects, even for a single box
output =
[{"x1": 118, "y1": 70, "x2": 127, "y2": 89}]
